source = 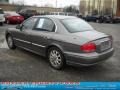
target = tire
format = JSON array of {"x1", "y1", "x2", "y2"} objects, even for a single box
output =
[
  {"x1": 96, "y1": 20, "x2": 99, "y2": 23},
  {"x1": 6, "y1": 35, "x2": 16, "y2": 49},
  {"x1": 0, "y1": 22, "x2": 3, "y2": 26},
  {"x1": 47, "y1": 47, "x2": 65, "y2": 70}
]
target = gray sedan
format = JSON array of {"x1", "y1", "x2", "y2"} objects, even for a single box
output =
[{"x1": 5, "y1": 15, "x2": 114, "y2": 70}]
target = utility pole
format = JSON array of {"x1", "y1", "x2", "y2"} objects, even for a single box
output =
[
  {"x1": 23, "y1": 0, "x2": 25, "y2": 5},
  {"x1": 56, "y1": 0, "x2": 57, "y2": 8}
]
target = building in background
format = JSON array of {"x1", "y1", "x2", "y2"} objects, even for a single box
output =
[
  {"x1": 116, "y1": 0, "x2": 120, "y2": 16},
  {"x1": 0, "y1": 3, "x2": 63, "y2": 13},
  {"x1": 79, "y1": 0, "x2": 86, "y2": 15},
  {"x1": 80, "y1": 0, "x2": 120, "y2": 16},
  {"x1": 0, "y1": 0, "x2": 9, "y2": 4}
]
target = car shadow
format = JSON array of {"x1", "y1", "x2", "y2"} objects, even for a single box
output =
[
  {"x1": 17, "y1": 47, "x2": 106, "y2": 72},
  {"x1": 4, "y1": 47, "x2": 115, "y2": 81}
]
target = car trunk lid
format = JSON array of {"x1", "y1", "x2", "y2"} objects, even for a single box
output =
[
  {"x1": 73, "y1": 30, "x2": 108, "y2": 42},
  {"x1": 73, "y1": 30, "x2": 112, "y2": 52}
]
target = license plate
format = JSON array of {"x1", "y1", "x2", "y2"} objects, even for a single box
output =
[{"x1": 100, "y1": 40, "x2": 111, "y2": 51}]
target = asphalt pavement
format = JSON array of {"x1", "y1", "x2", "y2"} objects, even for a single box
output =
[{"x1": 0, "y1": 23, "x2": 120, "y2": 81}]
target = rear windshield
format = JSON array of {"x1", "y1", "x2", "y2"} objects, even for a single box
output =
[
  {"x1": 61, "y1": 18, "x2": 94, "y2": 33},
  {"x1": 10, "y1": 13, "x2": 20, "y2": 16},
  {"x1": 0, "y1": 9, "x2": 4, "y2": 14},
  {"x1": 5, "y1": 12, "x2": 20, "y2": 16}
]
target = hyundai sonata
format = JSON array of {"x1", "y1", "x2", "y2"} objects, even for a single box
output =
[{"x1": 5, "y1": 15, "x2": 114, "y2": 70}]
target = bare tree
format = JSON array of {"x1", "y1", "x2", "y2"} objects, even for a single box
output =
[
  {"x1": 63, "y1": 5, "x2": 79, "y2": 14},
  {"x1": 12, "y1": 0, "x2": 25, "y2": 12}
]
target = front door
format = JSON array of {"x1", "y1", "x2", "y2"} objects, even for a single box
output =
[{"x1": 13, "y1": 17, "x2": 38, "y2": 49}]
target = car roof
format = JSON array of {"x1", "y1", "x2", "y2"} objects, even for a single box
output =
[
  {"x1": 5, "y1": 11, "x2": 16, "y2": 13},
  {"x1": 34, "y1": 15, "x2": 77, "y2": 20},
  {"x1": 4, "y1": 11, "x2": 20, "y2": 15}
]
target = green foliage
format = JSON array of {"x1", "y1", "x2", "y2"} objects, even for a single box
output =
[{"x1": 63, "y1": 6, "x2": 79, "y2": 14}]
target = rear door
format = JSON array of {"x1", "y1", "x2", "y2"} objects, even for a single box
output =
[{"x1": 29, "y1": 17, "x2": 56, "y2": 56}]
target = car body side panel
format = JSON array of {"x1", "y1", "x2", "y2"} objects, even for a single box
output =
[
  {"x1": 6, "y1": 18, "x2": 109, "y2": 56},
  {"x1": 6, "y1": 28, "x2": 32, "y2": 49},
  {"x1": 28, "y1": 30, "x2": 55, "y2": 56},
  {"x1": 5, "y1": 16, "x2": 114, "y2": 67}
]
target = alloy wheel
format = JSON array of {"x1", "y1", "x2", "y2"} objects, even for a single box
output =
[
  {"x1": 49, "y1": 50, "x2": 62, "y2": 67},
  {"x1": 48, "y1": 47, "x2": 65, "y2": 70}
]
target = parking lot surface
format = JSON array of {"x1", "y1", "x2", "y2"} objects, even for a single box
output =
[{"x1": 0, "y1": 23, "x2": 120, "y2": 81}]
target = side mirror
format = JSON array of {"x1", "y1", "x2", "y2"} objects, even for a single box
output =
[{"x1": 16, "y1": 24, "x2": 22, "y2": 31}]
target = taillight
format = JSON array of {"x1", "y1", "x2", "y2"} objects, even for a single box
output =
[{"x1": 80, "y1": 42, "x2": 96, "y2": 53}]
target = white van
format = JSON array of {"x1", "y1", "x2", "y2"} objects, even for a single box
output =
[{"x1": 0, "y1": 8, "x2": 5, "y2": 26}]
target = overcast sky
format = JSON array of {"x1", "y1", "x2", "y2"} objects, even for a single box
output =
[{"x1": 9, "y1": 0, "x2": 80, "y2": 8}]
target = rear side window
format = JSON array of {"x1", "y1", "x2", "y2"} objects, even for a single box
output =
[
  {"x1": 10, "y1": 12, "x2": 20, "y2": 16},
  {"x1": 35, "y1": 18, "x2": 55, "y2": 32},
  {"x1": 5, "y1": 12, "x2": 20, "y2": 16},
  {"x1": 61, "y1": 18, "x2": 94, "y2": 33},
  {"x1": 0, "y1": 9, "x2": 4, "y2": 14}
]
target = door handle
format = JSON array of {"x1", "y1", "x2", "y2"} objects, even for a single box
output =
[{"x1": 42, "y1": 36, "x2": 49, "y2": 39}]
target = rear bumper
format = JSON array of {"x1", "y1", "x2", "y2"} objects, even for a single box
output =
[{"x1": 64, "y1": 48, "x2": 114, "y2": 66}]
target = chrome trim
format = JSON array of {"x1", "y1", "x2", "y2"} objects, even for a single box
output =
[
  {"x1": 32, "y1": 43, "x2": 45, "y2": 48},
  {"x1": 13, "y1": 38, "x2": 31, "y2": 44},
  {"x1": 13, "y1": 38, "x2": 45, "y2": 48}
]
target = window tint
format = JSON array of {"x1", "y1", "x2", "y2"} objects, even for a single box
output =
[
  {"x1": 61, "y1": 18, "x2": 94, "y2": 33},
  {"x1": 5, "y1": 12, "x2": 20, "y2": 16},
  {"x1": 22, "y1": 17, "x2": 38, "y2": 30},
  {"x1": 10, "y1": 12, "x2": 20, "y2": 16},
  {"x1": 0, "y1": 9, "x2": 4, "y2": 14},
  {"x1": 5, "y1": 13, "x2": 11, "y2": 17},
  {"x1": 36, "y1": 18, "x2": 55, "y2": 32}
]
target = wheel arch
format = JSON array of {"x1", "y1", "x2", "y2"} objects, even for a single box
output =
[
  {"x1": 6, "y1": 32, "x2": 12, "y2": 40},
  {"x1": 45, "y1": 44, "x2": 64, "y2": 57},
  {"x1": 6, "y1": 31, "x2": 16, "y2": 49}
]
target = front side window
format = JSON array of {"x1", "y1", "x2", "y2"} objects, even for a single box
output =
[
  {"x1": 61, "y1": 18, "x2": 94, "y2": 33},
  {"x1": 0, "y1": 9, "x2": 4, "y2": 14},
  {"x1": 36, "y1": 18, "x2": 55, "y2": 32},
  {"x1": 22, "y1": 17, "x2": 38, "y2": 30}
]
